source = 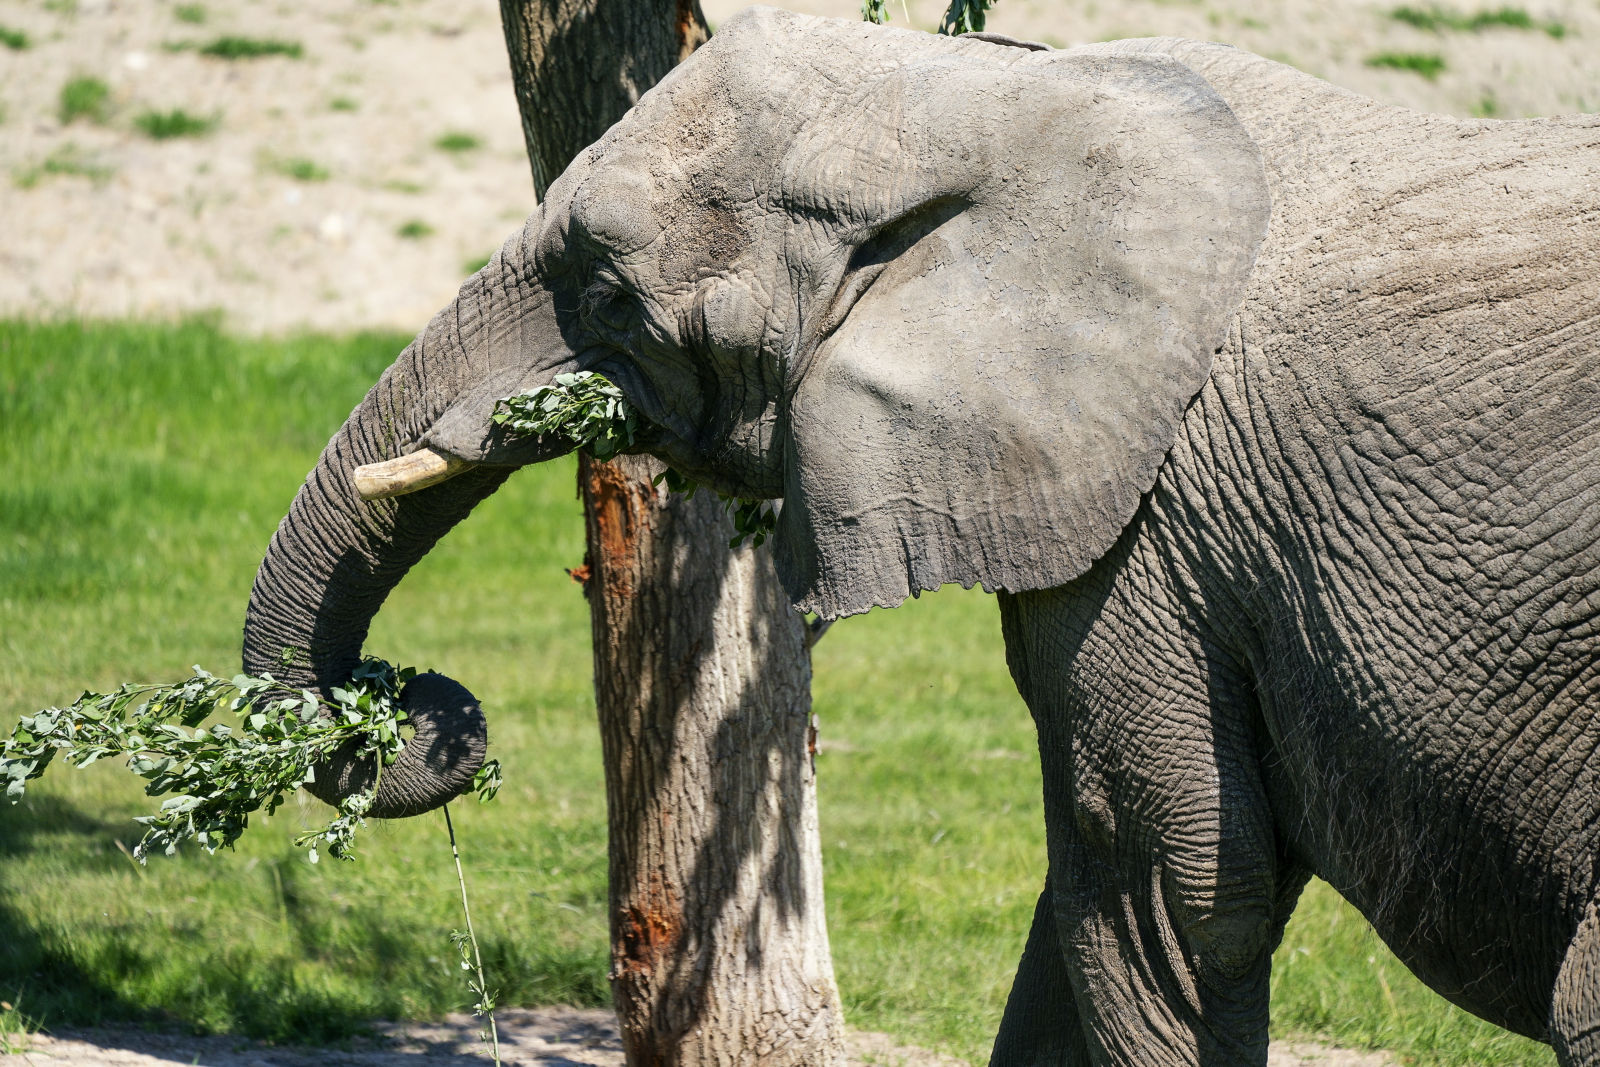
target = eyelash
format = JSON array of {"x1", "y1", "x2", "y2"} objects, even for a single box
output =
[{"x1": 579, "y1": 279, "x2": 618, "y2": 321}]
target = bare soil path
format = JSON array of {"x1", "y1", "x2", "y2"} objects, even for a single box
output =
[{"x1": 1, "y1": 1007, "x2": 1398, "y2": 1067}]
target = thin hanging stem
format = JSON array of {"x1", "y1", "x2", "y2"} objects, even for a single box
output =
[{"x1": 444, "y1": 802, "x2": 501, "y2": 1067}]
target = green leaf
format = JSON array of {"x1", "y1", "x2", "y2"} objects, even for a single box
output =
[
  {"x1": 471, "y1": 759, "x2": 503, "y2": 803},
  {"x1": 8, "y1": 656, "x2": 452, "y2": 862}
]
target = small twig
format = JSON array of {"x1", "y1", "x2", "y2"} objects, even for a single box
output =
[
  {"x1": 804, "y1": 616, "x2": 835, "y2": 649},
  {"x1": 112, "y1": 839, "x2": 147, "y2": 880},
  {"x1": 444, "y1": 803, "x2": 500, "y2": 1067},
  {"x1": 271, "y1": 862, "x2": 289, "y2": 932}
]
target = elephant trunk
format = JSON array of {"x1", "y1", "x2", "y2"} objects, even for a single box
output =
[{"x1": 242, "y1": 237, "x2": 578, "y2": 818}]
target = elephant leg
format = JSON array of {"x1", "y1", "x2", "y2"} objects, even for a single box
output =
[
  {"x1": 1051, "y1": 701, "x2": 1285, "y2": 1067},
  {"x1": 991, "y1": 879, "x2": 1091, "y2": 1067},
  {"x1": 1002, "y1": 572, "x2": 1294, "y2": 1067},
  {"x1": 1553, "y1": 897, "x2": 1600, "y2": 1067}
]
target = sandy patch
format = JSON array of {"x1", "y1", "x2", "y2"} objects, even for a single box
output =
[
  {"x1": 711, "y1": 0, "x2": 1600, "y2": 119},
  {"x1": 0, "y1": 0, "x2": 535, "y2": 334},
  {"x1": 1, "y1": 0, "x2": 1596, "y2": 335},
  {"x1": 0, "y1": 1007, "x2": 1398, "y2": 1067}
]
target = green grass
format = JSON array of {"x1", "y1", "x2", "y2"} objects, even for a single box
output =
[
  {"x1": 1273, "y1": 884, "x2": 1553, "y2": 1066},
  {"x1": 0, "y1": 999, "x2": 41, "y2": 1054},
  {"x1": 396, "y1": 220, "x2": 434, "y2": 239},
  {"x1": 1365, "y1": 50, "x2": 1447, "y2": 78},
  {"x1": 174, "y1": 4, "x2": 207, "y2": 23},
  {"x1": 271, "y1": 157, "x2": 330, "y2": 182},
  {"x1": 1388, "y1": 4, "x2": 1565, "y2": 37},
  {"x1": 13, "y1": 145, "x2": 114, "y2": 189},
  {"x1": 135, "y1": 109, "x2": 216, "y2": 140},
  {"x1": 0, "y1": 319, "x2": 1558, "y2": 1066},
  {"x1": 329, "y1": 96, "x2": 359, "y2": 112},
  {"x1": 0, "y1": 25, "x2": 29, "y2": 50},
  {"x1": 59, "y1": 77, "x2": 109, "y2": 125},
  {"x1": 0, "y1": 319, "x2": 611, "y2": 1042},
  {"x1": 434, "y1": 131, "x2": 482, "y2": 153},
  {"x1": 463, "y1": 254, "x2": 493, "y2": 276},
  {"x1": 199, "y1": 36, "x2": 303, "y2": 59}
]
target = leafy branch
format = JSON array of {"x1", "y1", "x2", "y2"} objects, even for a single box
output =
[
  {"x1": 0, "y1": 658, "x2": 495, "y2": 864},
  {"x1": 493, "y1": 371, "x2": 636, "y2": 461},
  {"x1": 497, "y1": 373, "x2": 778, "y2": 549},
  {"x1": 4, "y1": 658, "x2": 508, "y2": 1052},
  {"x1": 938, "y1": 0, "x2": 993, "y2": 35},
  {"x1": 862, "y1": 0, "x2": 993, "y2": 34},
  {"x1": 4, "y1": 659, "x2": 509, "y2": 1060},
  {"x1": 446, "y1": 803, "x2": 501, "y2": 1067}
]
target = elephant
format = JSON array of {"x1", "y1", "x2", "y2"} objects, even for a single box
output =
[{"x1": 241, "y1": 9, "x2": 1600, "y2": 1066}]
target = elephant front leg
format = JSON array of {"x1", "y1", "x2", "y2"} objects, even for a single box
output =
[
  {"x1": 1001, "y1": 587, "x2": 1307, "y2": 1067},
  {"x1": 1049, "y1": 801, "x2": 1304, "y2": 1067},
  {"x1": 991, "y1": 879, "x2": 1091, "y2": 1067},
  {"x1": 1060, "y1": 692, "x2": 1299, "y2": 1066},
  {"x1": 1552, "y1": 897, "x2": 1600, "y2": 1067}
]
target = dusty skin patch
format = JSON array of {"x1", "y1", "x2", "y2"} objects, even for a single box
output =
[{"x1": 0, "y1": 1008, "x2": 1399, "y2": 1067}]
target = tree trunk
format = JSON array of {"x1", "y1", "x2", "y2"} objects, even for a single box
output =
[
  {"x1": 498, "y1": 0, "x2": 708, "y2": 200},
  {"x1": 581, "y1": 455, "x2": 843, "y2": 1067},
  {"x1": 494, "y1": 4, "x2": 845, "y2": 1064}
]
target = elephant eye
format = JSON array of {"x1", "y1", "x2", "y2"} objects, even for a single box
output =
[
  {"x1": 580, "y1": 278, "x2": 618, "y2": 317},
  {"x1": 578, "y1": 272, "x2": 632, "y2": 335}
]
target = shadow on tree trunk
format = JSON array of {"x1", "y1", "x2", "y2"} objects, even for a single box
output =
[{"x1": 583, "y1": 454, "x2": 843, "y2": 1067}]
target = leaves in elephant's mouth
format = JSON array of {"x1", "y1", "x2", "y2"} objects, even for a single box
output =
[
  {"x1": 493, "y1": 370, "x2": 637, "y2": 462},
  {"x1": 650, "y1": 466, "x2": 778, "y2": 550},
  {"x1": 0, "y1": 658, "x2": 502, "y2": 864},
  {"x1": 494, "y1": 373, "x2": 779, "y2": 549}
]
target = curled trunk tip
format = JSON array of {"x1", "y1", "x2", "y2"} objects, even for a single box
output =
[{"x1": 305, "y1": 672, "x2": 488, "y2": 819}]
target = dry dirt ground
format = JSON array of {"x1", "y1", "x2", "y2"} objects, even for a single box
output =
[
  {"x1": 0, "y1": 1007, "x2": 1402, "y2": 1067},
  {"x1": 0, "y1": 0, "x2": 1596, "y2": 333}
]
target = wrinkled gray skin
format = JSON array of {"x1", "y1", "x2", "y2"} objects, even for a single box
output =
[{"x1": 242, "y1": 9, "x2": 1600, "y2": 1065}]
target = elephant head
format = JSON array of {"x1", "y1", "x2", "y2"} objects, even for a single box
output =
[{"x1": 242, "y1": 7, "x2": 1270, "y2": 815}]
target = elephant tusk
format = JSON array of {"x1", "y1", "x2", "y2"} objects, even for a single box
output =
[{"x1": 353, "y1": 448, "x2": 476, "y2": 501}]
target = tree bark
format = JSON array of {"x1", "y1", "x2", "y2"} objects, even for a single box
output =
[
  {"x1": 494, "y1": 4, "x2": 844, "y2": 1064},
  {"x1": 498, "y1": 0, "x2": 708, "y2": 200},
  {"x1": 582, "y1": 455, "x2": 843, "y2": 1067}
]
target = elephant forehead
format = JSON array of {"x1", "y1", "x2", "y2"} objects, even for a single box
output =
[
  {"x1": 572, "y1": 113, "x2": 760, "y2": 280},
  {"x1": 569, "y1": 8, "x2": 1001, "y2": 267}
]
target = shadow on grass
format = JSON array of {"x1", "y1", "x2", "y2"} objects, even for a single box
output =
[
  {"x1": 0, "y1": 793, "x2": 382, "y2": 1043},
  {"x1": 0, "y1": 793, "x2": 168, "y2": 1031}
]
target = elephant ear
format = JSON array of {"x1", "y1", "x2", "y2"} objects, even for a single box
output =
[{"x1": 773, "y1": 47, "x2": 1271, "y2": 618}]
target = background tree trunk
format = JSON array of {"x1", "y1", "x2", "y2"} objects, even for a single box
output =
[
  {"x1": 495, "y1": 5, "x2": 845, "y2": 1064},
  {"x1": 498, "y1": 0, "x2": 707, "y2": 199}
]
